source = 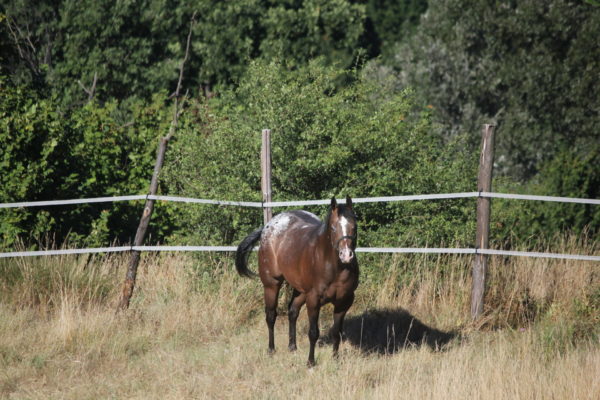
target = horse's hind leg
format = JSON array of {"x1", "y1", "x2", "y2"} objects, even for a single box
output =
[
  {"x1": 287, "y1": 289, "x2": 305, "y2": 351},
  {"x1": 263, "y1": 279, "x2": 282, "y2": 354}
]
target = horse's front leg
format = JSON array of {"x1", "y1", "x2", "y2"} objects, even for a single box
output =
[
  {"x1": 330, "y1": 294, "x2": 354, "y2": 358},
  {"x1": 306, "y1": 295, "x2": 321, "y2": 367},
  {"x1": 287, "y1": 289, "x2": 305, "y2": 351}
]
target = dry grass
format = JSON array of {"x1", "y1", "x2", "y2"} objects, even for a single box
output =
[{"x1": 0, "y1": 239, "x2": 598, "y2": 399}]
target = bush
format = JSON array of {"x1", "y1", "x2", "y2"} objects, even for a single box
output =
[
  {"x1": 0, "y1": 80, "x2": 175, "y2": 248},
  {"x1": 491, "y1": 147, "x2": 600, "y2": 245},
  {"x1": 164, "y1": 59, "x2": 478, "y2": 252}
]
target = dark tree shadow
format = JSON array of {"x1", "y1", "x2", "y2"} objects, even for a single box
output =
[{"x1": 321, "y1": 308, "x2": 457, "y2": 354}]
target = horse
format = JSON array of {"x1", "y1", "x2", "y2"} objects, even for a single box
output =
[{"x1": 235, "y1": 196, "x2": 359, "y2": 367}]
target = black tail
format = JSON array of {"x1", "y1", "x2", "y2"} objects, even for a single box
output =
[{"x1": 235, "y1": 227, "x2": 263, "y2": 278}]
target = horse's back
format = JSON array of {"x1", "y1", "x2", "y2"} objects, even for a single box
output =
[
  {"x1": 258, "y1": 211, "x2": 321, "y2": 283},
  {"x1": 260, "y1": 210, "x2": 321, "y2": 252}
]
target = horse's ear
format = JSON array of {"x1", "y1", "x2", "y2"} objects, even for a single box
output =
[
  {"x1": 346, "y1": 195, "x2": 353, "y2": 209},
  {"x1": 330, "y1": 197, "x2": 338, "y2": 210}
]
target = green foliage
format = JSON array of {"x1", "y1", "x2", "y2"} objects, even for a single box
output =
[
  {"x1": 260, "y1": 0, "x2": 366, "y2": 68},
  {"x1": 48, "y1": 0, "x2": 184, "y2": 104},
  {"x1": 165, "y1": 60, "x2": 477, "y2": 250},
  {"x1": 362, "y1": 0, "x2": 427, "y2": 59},
  {"x1": 0, "y1": 80, "x2": 173, "y2": 248},
  {"x1": 532, "y1": 148, "x2": 600, "y2": 236},
  {"x1": 2, "y1": 0, "x2": 596, "y2": 252},
  {"x1": 0, "y1": 82, "x2": 70, "y2": 243},
  {"x1": 0, "y1": 2, "x2": 58, "y2": 88},
  {"x1": 377, "y1": 0, "x2": 600, "y2": 180},
  {"x1": 2, "y1": 0, "x2": 370, "y2": 105},
  {"x1": 536, "y1": 288, "x2": 600, "y2": 358},
  {"x1": 190, "y1": 0, "x2": 265, "y2": 90},
  {"x1": 491, "y1": 148, "x2": 600, "y2": 244}
]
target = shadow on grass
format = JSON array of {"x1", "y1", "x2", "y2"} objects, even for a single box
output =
[{"x1": 322, "y1": 308, "x2": 457, "y2": 354}]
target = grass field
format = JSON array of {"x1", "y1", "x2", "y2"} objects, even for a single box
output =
[{"x1": 1, "y1": 238, "x2": 598, "y2": 399}]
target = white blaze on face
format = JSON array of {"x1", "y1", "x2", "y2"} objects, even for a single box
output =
[
  {"x1": 340, "y1": 216, "x2": 351, "y2": 238},
  {"x1": 338, "y1": 215, "x2": 354, "y2": 263}
]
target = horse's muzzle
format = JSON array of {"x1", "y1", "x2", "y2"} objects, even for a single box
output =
[
  {"x1": 336, "y1": 235, "x2": 356, "y2": 264},
  {"x1": 339, "y1": 247, "x2": 354, "y2": 264}
]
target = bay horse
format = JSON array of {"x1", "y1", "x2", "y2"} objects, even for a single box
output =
[{"x1": 235, "y1": 196, "x2": 358, "y2": 367}]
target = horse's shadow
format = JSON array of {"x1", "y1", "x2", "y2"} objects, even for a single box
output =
[{"x1": 321, "y1": 308, "x2": 457, "y2": 354}]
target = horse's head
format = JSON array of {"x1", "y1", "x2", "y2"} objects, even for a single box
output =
[{"x1": 328, "y1": 196, "x2": 358, "y2": 264}]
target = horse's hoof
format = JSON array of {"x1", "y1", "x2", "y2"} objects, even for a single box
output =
[
  {"x1": 307, "y1": 359, "x2": 316, "y2": 368},
  {"x1": 268, "y1": 348, "x2": 276, "y2": 355},
  {"x1": 288, "y1": 344, "x2": 297, "y2": 352}
]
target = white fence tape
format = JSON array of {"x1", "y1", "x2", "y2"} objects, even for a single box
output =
[
  {"x1": 480, "y1": 192, "x2": 600, "y2": 205},
  {"x1": 356, "y1": 247, "x2": 600, "y2": 261},
  {"x1": 476, "y1": 248, "x2": 600, "y2": 262},
  {"x1": 0, "y1": 247, "x2": 132, "y2": 258},
  {"x1": 355, "y1": 247, "x2": 476, "y2": 255},
  {"x1": 133, "y1": 245, "x2": 238, "y2": 252},
  {"x1": 1, "y1": 191, "x2": 598, "y2": 261},
  {"x1": 148, "y1": 195, "x2": 263, "y2": 208},
  {"x1": 1, "y1": 245, "x2": 598, "y2": 261},
  {"x1": 262, "y1": 192, "x2": 481, "y2": 207},
  {"x1": 2, "y1": 191, "x2": 599, "y2": 209},
  {"x1": 0, "y1": 195, "x2": 147, "y2": 209},
  {"x1": 0, "y1": 246, "x2": 234, "y2": 258}
]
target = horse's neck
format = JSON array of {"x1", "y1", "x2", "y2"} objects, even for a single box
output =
[{"x1": 315, "y1": 226, "x2": 335, "y2": 255}]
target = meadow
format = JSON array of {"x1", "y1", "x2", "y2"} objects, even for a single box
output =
[{"x1": 1, "y1": 236, "x2": 598, "y2": 399}]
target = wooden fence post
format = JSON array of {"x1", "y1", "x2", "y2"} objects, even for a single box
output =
[
  {"x1": 261, "y1": 129, "x2": 273, "y2": 225},
  {"x1": 117, "y1": 13, "x2": 195, "y2": 312},
  {"x1": 117, "y1": 138, "x2": 167, "y2": 311},
  {"x1": 471, "y1": 124, "x2": 496, "y2": 320}
]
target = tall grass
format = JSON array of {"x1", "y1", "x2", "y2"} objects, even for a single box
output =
[
  {"x1": 0, "y1": 236, "x2": 598, "y2": 399},
  {"x1": 0, "y1": 251, "x2": 118, "y2": 312}
]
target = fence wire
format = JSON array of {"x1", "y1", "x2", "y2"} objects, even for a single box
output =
[
  {"x1": 2, "y1": 191, "x2": 599, "y2": 209},
  {"x1": 1, "y1": 245, "x2": 598, "y2": 261},
  {"x1": 1, "y1": 191, "x2": 598, "y2": 261}
]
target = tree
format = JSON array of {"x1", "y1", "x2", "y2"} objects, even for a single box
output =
[
  {"x1": 259, "y1": 0, "x2": 366, "y2": 68},
  {"x1": 360, "y1": 0, "x2": 427, "y2": 59},
  {"x1": 2, "y1": 0, "x2": 369, "y2": 105},
  {"x1": 378, "y1": 0, "x2": 600, "y2": 180},
  {"x1": 0, "y1": 1, "x2": 59, "y2": 89}
]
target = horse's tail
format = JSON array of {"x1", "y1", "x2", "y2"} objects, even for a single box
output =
[{"x1": 235, "y1": 227, "x2": 263, "y2": 278}]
